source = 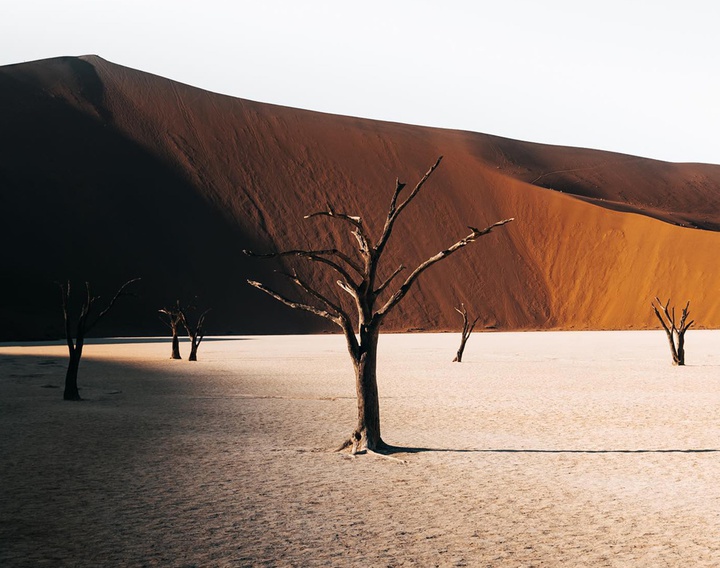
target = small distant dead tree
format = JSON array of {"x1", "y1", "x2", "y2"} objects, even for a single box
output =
[
  {"x1": 159, "y1": 301, "x2": 183, "y2": 359},
  {"x1": 59, "y1": 278, "x2": 140, "y2": 400},
  {"x1": 178, "y1": 306, "x2": 210, "y2": 361},
  {"x1": 652, "y1": 297, "x2": 694, "y2": 366},
  {"x1": 453, "y1": 303, "x2": 479, "y2": 363},
  {"x1": 245, "y1": 156, "x2": 513, "y2": 453}
]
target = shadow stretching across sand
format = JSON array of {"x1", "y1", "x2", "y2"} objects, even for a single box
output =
[
  {"x1": 386, "y1": 446, "x2": 720, "y2": 455},
  {"x1": 0, "y1": 336, "x2": 251, "y2": 348}
]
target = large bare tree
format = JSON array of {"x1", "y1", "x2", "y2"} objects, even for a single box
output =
[
  {"x1": 59, "y1": 279, "x2": 139, "y2": 400},
  {"x1": 246, "y1": 157, "x2": 512, "y2": 453},
  {"x1": 652, "y1": 297, "x2": 694, "y2": 366}
]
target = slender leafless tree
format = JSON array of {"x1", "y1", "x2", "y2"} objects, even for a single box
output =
[
  {"x1": 245, "y1": 157, "x2": 513, "y2": 453},
  {"x1": 159, "y1": 301, "x2": 184, "y2": 359},
  {"x1": 59, "y1": 278, "x2": 140, "y2": 400},
  {"x1": 179, "y1": 306, "x2": 210, "y2": 361},
  {"x1": 652, "y1": 297, "x2": 694, "y2": 366},
  {"x1": 452, "y1": 303, "x2": 479, "y2": 363}
]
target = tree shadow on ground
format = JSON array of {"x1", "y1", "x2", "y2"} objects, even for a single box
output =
[{"x1": 385, "y1": 445, "x2": 720, "y2": 455}]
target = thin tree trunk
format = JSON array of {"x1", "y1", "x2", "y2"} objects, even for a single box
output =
[
  {"x1": 452, "y1": 304, "x2": 477, "y2": 363},
  {"x1": 178, "y1": 308, "x2": 207, "y2": 362},
  {"x1": 661, "y1": 327, "x2": 679, "y2": 365},
  {"x1": 171, "y1": 330, "x2": 181, "y2": 359},
  {"x1": 351, "y1": 327, "x2": 383, "y2": 452},
  {"x1": 676, "y1": 331, "x2": 686, "y2": 366},
  {"x1": 188, "y1": 340, "x2": 198, "y2": 362},
  {"x1": 63, "y1": 348, "x2": 82, "y2": 401},
  {"x1": 453, "y1": 336, "x2": 468, "y2": 363}
]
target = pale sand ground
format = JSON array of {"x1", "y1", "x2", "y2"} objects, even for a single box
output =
[{"x1": 2, "y1": 331, "x2": 720, "y2": 567}]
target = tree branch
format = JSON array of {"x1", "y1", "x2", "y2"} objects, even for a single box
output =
[
  {"x1": 456, "y1": 303, "x2": 469, "y2": 334},
  {"x1": 58, "y1": 281, "x2": 74, "y2": 353},
  {"x1": 248, "y1": 279, "x2": 344, "y2": 327},
  {"x1": 304, "y1": 205, "x2": 363, "y2": 231},
  {"x1": 375, "y1": 264, "x2": 405, "y2": 297},
  {"x1": 340, "y1": 319, "x2": 360, "y2": 361},
  {"x1": 352, "y1": 229, "x2": 370, "y2": 258},
  {"x1": 653, "y1": 304, "x2": 671, "y2": 333},
  {"x1": 375, "y1": 218, "x2": 514, "y2": 320},
  {"x1": 178, "y1": 306, "x2": 210, "y2": 344},
  {"x1": 244, "y1": 249, "x2": 361, "y2": 282},
  {"x1": 330, "y1": 249, "x2": 365, "y2": 276},
  {"x1": 304, "y1": 206, "x2": 372, "y2": 262},
  {"x1": 336, "y1": 279, "x2": 360, "y2": 300},
  {"x1": 159, "y1": 305, "x2": 182, "y2": 327},
  {"x1": 678, "y1": 301, "x2": 692, "y2": 332},
  {"x1": 375, "y1": 156, "x2": 443, "y2": 254},
  {"x1": 287, "y1": 273, "x2": 360, "y2": 357},
  {"x1": 83, "y1": 282, "x2": 93, "y2": 318},
  {"x1": 653, "y1": 297, "x2": 677, "y2": 331},
  {"x1": 279, "y1": 270, "x2": 354, "y2": 326},
  {"x1": 194, "y1": 309, "x2": 211, "y2": 347},
  {"x1": 86, "y1": 278, "x2": 141, "y2": 332}
]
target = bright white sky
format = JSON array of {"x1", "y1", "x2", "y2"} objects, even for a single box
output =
[{"x1": 2, "y1": 0, "x2": 719, "y2": 164}]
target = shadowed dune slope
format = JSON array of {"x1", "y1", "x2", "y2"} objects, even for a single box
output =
[{"x1": 2, "y1": 55, "x2": 720, "y2": 339}]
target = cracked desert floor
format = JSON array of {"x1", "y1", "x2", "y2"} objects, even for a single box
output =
[{"x1": 2, "y1": 331, "x2": 720, "y2": 567}]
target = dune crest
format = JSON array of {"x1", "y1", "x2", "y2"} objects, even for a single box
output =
[{"x1": 2, "y1": 55, "x2": 720, "y2": 339}]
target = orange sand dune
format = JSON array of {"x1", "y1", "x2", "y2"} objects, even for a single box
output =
[{"x1": 1, "y1": 55, "x2": 720, "y2": 339}]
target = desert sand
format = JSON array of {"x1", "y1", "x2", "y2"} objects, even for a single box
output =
[{"x1": 2, "y1": 332, "x2": 720, "y2": 567}]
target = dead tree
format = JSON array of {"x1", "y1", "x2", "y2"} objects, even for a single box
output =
[
  {"x1": 652, "y1": 297, "x2": 694, "y2": 366},
  {"x1": 159, "y1": 301, "x2": 184, "y2": 359},
  {"x1": 453, "y1": 303, "x2": 479, "y2": 363},
  {"x1": 179, "y1": 306, "x2": 210, "y2": 361},
  {"x1": 59, "y1": 279, "x2": 139, "y2": 400},
  {"x1": 245, "y1": 156, "x2": 513, "y2": 453}
]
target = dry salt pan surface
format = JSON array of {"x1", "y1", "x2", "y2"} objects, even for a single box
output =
[{"x1": 2, "y1": 331, "x2": 720, "y2": 567}]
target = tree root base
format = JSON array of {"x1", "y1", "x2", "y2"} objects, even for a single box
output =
[
  {"x1": 63, "y1": 394, "x2": 83, "y2": 401},
  {"x1": 335, "y1": 434, "x2": 407, "y2": 463}
]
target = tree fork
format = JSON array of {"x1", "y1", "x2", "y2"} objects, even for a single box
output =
[
  {"x1": 453, "y1": 303, "x2": 479, "y2": 363},
  {"x1": 59, "y1": 278, "x2": 140, "y2": 400},
  {"x1": 179, "y1": 306, "x2": 210, "y2": 362},
  {"x1": 159, "y1": 302, "x2": 184, "y2": 359},
  {"x1": 651, "y1": 297, "x2": 694, "y2": 366}
]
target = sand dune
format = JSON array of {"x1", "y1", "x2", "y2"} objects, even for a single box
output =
[
  {"x1": 2, "y1": 333, "x2": 720, "y2": 566},
  {"x1": 2, "y1": 55, "x2": 720, "y2": 339}
]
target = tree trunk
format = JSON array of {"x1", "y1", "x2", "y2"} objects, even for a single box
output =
[
  {"x1": 350, "y1": 327, "x2": 383, "y2": 452},
  {"x1": 63, "y1": 349, "x2": 82, "y2": 401},
  {"x1": 676, "y1": 331, "x2": 686, "y2": 366},
  {"x1": 171, "y1": 331, "x2": 181, "y2": 360},
  {"x1": 661, "y1": 328, "x2": 679, "y2": 366},
  {"x1": 453, "y1": 336, "x2": 468, "y2": 363},
  {"x1": 188, "y1": 340, "x2": 198, "y2": 362}
]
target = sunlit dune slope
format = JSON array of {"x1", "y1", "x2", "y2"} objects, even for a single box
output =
[{"x1": 2, "y1": 55, "x2": 720, "y2": 339}]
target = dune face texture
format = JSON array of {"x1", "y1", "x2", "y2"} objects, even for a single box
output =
[{"x1": 2, "y1": 55, "x2": 720, "y2": 339}]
